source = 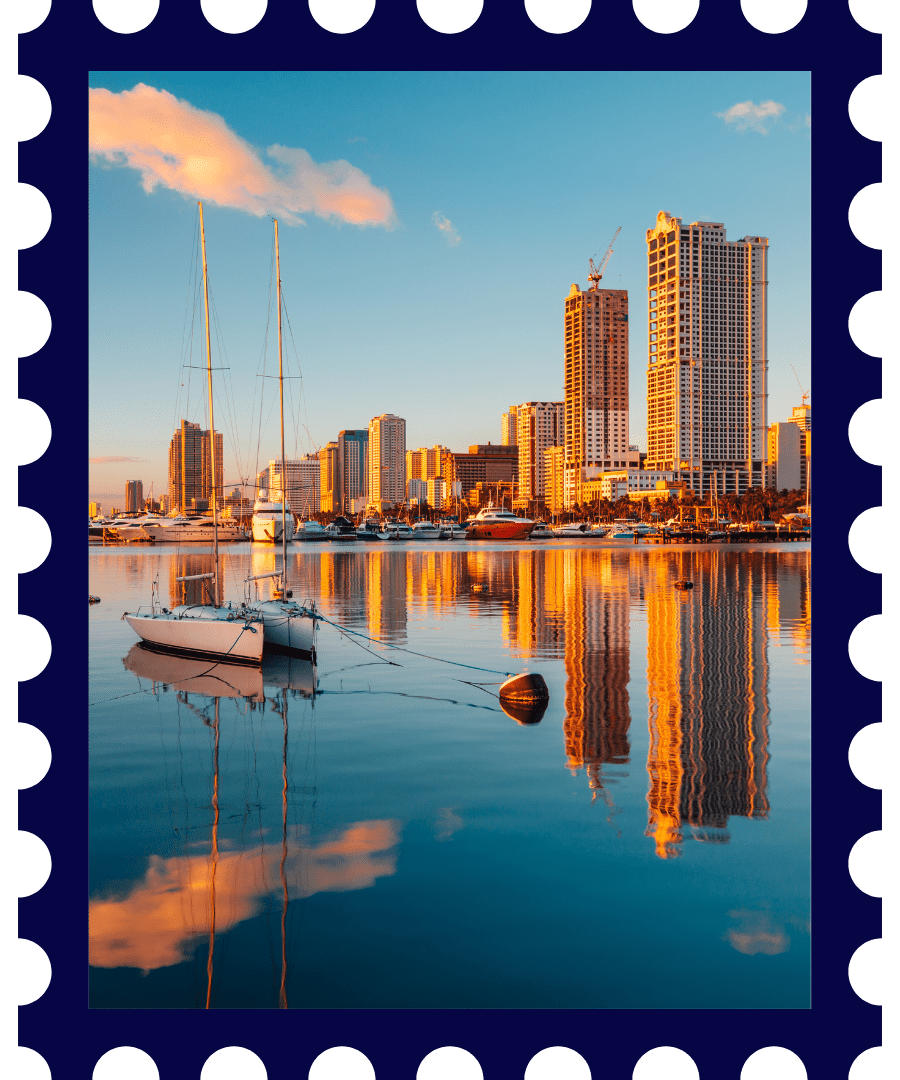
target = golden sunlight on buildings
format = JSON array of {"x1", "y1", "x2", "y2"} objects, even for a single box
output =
[
  {"x1": 89, "y1": 820, "x2": 400, "y2": 972},
  {"x1": 644, "y1": 552, "x2": 771, "y2": 858}
]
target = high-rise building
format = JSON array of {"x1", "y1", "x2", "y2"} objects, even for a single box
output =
[
  {"x1": 786, "y1": 403, "x2": 811, "y2": 494},
  {"x1": 406, "y1": 445, "x2": 452, "y2": 484},
  {"x1": 515, "y1": 401, "x2": 564, "y2": 501},
  {"x1": 447, "y1": 444, "x2": 518, "y2": 501},
  {"x1": 563, "y1": 282, "x2": 634, "y2": 508},
  {"x1": 645, "y1": 212, "x2": 769, "y2": 494},
  {"x1": 543, "y1": 446, "x2": 565, "y2": 515},
  {"x1": 265, "y1": 455, "x2": 321, "y2": 517},
  {"x1": 338, "y1": 430, "x2": 369, "y2": 513},
  {"x1": 167, "y1": 419, "x2": 223, "y2": 512},
  {"x1": 368, "y1": 414, "x2": 406, "y2": 507},
  {"x1": 501, "y1": 406, "x2": 519, "y2": 446},
  {"x1": 89, "y1": 501, "x2": 101, "y2": 518},
  {"x1": 125, "y1": 480, "x2": 143, "y2": 512},
  {"x1": 767, "y1": 422, "x2": 802, "y2": 491},
  {"x1": 319, "y1": 441, "x2": 340, "y2": 514}
]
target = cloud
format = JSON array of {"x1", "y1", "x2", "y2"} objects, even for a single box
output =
[
  {"x1": 89, "y1": 83, "x2": 396, "y2": 227},
  {"x1": 716, "y1": 99, "x2": 786, "y2": 134},
  {"x1": 432, "y1": 212, "x2": 461, "y2": 246},
  {"x1": 90, "y1": 455, "x2": 147, "y2": 464}
]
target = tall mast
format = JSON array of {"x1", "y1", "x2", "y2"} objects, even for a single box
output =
[
  {"x1": 199, "y1": 201, "x2": 220, "y2": 607},
  {"x1": 275, "y1": 219, "x2": 287, "y2": 590}
]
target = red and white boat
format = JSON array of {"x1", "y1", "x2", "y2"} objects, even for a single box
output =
[{"x1": 465, "y1": 506, "x2": 534, "y2": 540}]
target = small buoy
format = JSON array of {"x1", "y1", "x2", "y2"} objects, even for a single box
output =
[
  {"x1": 500, "y1": 697, "x2": 548, "y2": 725},
  {"x1": 89, "y1": 595, "x2": 101, "y2": 604},
  {"x1": 674, "y1": 580, "x2": 694, "y2": 590},
  {"x1": 499, "y1": 672, "x2": 549, "y2": 702}
]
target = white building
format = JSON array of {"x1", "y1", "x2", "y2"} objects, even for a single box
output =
[
  {"x1": 564, "y1": 284, "x2": 633, "y2": 507},
  {"x1": 368, "y1": 413, "x2": 406, "y2": 506},
  {"x1": 407, "y1": 478, "x2": 427, "y2": 503},
  {"x1": 427, "y1": 476, "x2": 446, "y2": 510},
  {"x1": 767, "y1": 421, "x2": 802, "y2": 491},
  {"x1": 596, "y1": 468, "x2": 677, "y2": 501},
  {"x1": 264, "y1": 455, "x2": 321, "y2": 517},
  {"x1": 515, "y1": 401, "x2": 564, "y2": 500},
  {"x1": 645, "y1": 212, "x2": 769, "y2": 495}
]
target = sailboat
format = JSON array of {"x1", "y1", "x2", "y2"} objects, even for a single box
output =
[
  {"x1": 241, "y1": 219, "x2": 318, "y2": 660},
  {"x1": 124, "y1": 202, "x2": 265, "y2": 664}
]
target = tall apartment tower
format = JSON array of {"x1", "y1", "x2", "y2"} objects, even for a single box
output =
[
  {"x1": 516, "y1": 401, "x2": 564, "y2": 500},
  {"x1": 786, "y1": 403, "x2": 811, "y2": 494},
  {"x1": 319, "y1": 441, "x2": 340, "y2": 514},
  {"x1": 645, "y1": 211, "x2": 769, "y2": 494},
  {"x1": 125, "y1": 480, "x2": 143, "y2": 512},
  {"x1": 167, "y1": 419, "x2": 223, "y2": 512},
  {"x1": 368, "y1": 414, "x2": 406, "y2": 507},
  {"x1": 266, "y1": 455, "x2": 321, "y2": 517},
  {"x1": 501, "y1": 406, "x2": 519, "y2": 446},
  {"x1": 563, "y1": 284, "x2": 632, "y2": 507},
  {"x1": 338, "y1": 430, "x2": 369, "y2": 513}
]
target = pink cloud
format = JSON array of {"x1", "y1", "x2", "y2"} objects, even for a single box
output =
[{"x1": 89, "y1": 83, "x2": 396, "y2": 228}]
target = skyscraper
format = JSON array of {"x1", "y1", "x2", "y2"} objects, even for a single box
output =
[
  {"x1": 265, "y1": 455, "x2": 321, "y2": 517},
  {"x1": 786, "y1": 403, "x2": 811, "y2": 494},
  {"x1": 125, "y1": 480, "x2": 143, "y2": 512},
  {"x1": 319, "y1": 441, "x2": 340, "y2": 514},
  {"x1": 167, "y1": 419, "x2": 223, "y2": 512},
  {"x1": 515, "y1": 401, "x2": 564, "y2": 501},
  {"x1": 338, "y1": 430, "x2": 369, "y2": 513},
  {"x1": 645, "y1": 212, "x2": 769, "y2": 494},
  {"x1": 368, "y1": 414, "x2": 406, "y2": 507},
  {"x1": 501, "y1": 406, "x2": 519, "y2": 446},
  {"x1": 563, "y1": 282, "x2": 633, "y2": 508}
]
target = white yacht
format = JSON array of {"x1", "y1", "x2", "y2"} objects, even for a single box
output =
[
  {"x1": 294, "y1": 519, "x2": 328, "y2": 542},
  {"x1": 551, "y1": 522, "x2": 591, "y2": 538},
  {"x1": 251, "y1": 492, "x2": 295, "y2": 543},
  {"x1": 115, "y1": 514, "x2": 247, "y2": 543},
  {"x1": 410, "y1": 520, "x2": 441, "y2": 540},
  {"x1": 384, "y1": 522, "x2": 414, "y2": 541}
]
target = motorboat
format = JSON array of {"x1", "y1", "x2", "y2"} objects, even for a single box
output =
[
  {"x1": 251, "y1": 493, "x2": 295, "y2": 543},
  {"x1": 551, "y1": 522, "x2": 591, "y2": 538},
  {"x1": 294, "y1": 519, "x2": 328, "y2": 542},
  {"x1": 410, "y1": 520, "x2": 441, "y2": 540},
  {"x1": 384, "y1": 522, "x2": 414, "y2": 541},
  {"x1": 528, "y1": 521, "x2": 554, "y2": 539},
  {"x1": 326, "y1": 515, "x2": 358, "y2": 541},
  {"x1": 124, "y1": 203, "x2": 264, "y2": 664},
  {"x1": 588, "y1": 524, "x2": 609, "y2": 537},
  {"x1": 465, "y1": 506, "x2": 534, "y2": 541},
  {"x1": 115, "y1": 515, "x2": 247, "y2": 543},
  {"x1": 356, "y1": 519, "x2": 390, "y2": 541},
  {"x1": 438, "y1": 520, "x2": 467, "y2": 539}
]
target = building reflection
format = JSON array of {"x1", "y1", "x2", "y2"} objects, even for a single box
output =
[
  {"x1": 764, "y1": 551, "x2": 811, "y2": 665},
  {"x1": 644, "y1": 551, "x2": 771, "y2": 858}
]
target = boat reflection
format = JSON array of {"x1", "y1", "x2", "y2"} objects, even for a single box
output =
[{"x1": 97, "y1": 644, "x2": 398, "y2": 1007}]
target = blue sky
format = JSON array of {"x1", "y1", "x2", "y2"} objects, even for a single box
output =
[{"x1": 89, "y1": 70, "x2": 810, "y2": 505}]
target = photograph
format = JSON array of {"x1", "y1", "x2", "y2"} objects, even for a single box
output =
[{"x1": 88, "y1": 70, "x2": 811, "y2": 1011}]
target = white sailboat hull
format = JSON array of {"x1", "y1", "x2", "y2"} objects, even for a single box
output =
[
  {"x1": 124, "y1": 607, "x2": 264, "y2": 663},
  {"x1": 241, "y1": 600, "x2": 317, "y2": 658}
]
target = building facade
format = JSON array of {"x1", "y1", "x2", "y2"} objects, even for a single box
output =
[
  {"x1": 448, "y1": 444, "x2": 518, "y2": 501},
  {"x1": 767, "y1": 422, "x2": 802, "y2": 491},
  {"x1": 501, "y1": 406, "x2": 519, "y2": 446},
  {"x1": 319, "y1": 441, "x2": 340, "y2": 515},
  {"x1": 368, "y1": 414, "x2": 406, "y2": 507},
  {"x1": 167, "y1": 419, "x2": 223, "y2": 512},
  {"x1": 786, "y1": 403, "x2": 811, "y2": 494},
  {"x1": 338, "y1": 430, "x2": 369, "y2": 513},
  {"x1": 406, "y1": 445, "x2": 452, "y2": 484},
  {"x1": 645, "y1": 211, "x2": 769, "y2": 495},
  {"x1": 543, "y1": 446, "x2": 565, "y2": 515},
  {"x1": 265, "y1": 455, "x2": 321, "y2": 517},
  {"x1": 516, "y1": 401, "x2": 564, "y2": 501},
  {"x1": 125, "y1": 480, "x2": 143, "y2": 513},
  {"x1": 564, "y1": 283, "x2": 634, "y2": 507}
]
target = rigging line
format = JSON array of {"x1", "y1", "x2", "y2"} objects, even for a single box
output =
[
  {"x1": 282, "y1": 300, "x2": 313, "y2": 457},
  {"x1": 280, "y1": 297, "x2": 302, "y2": 458},
  {"x1": 317, "y1": 689, "x2": 501, "y2": 713},
  {"x1": 174, "y1": 216, "x2": 200, "y2": 438},
  {"x1": 253, "y1": 245, "x2": 277, "y2": 487},
  {"x1": 312, "y1": 614, "x2": 519, "y2": 676},
  {"x1": 208, "y1": 290, "x2": 244, "y2": 489},
  {"x1": 332, "y1": 623, "x2": 402, "y2": 666}
]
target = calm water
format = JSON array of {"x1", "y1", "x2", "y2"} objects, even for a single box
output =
[{"x1": 89, "y1": 540, "x2": 810, "y2": 1009}]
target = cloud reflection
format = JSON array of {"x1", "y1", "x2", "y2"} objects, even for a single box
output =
[{"x1": 89, "y1": 820, "x2": 400, "y2": 971}]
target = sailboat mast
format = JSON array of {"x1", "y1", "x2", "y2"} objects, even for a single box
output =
[
  {"x1": 275, "y1": 219, "x2": 287, "y2": 589},
  {"x1": 199, "y1": 201, "x2": 220, "y2": 607}
]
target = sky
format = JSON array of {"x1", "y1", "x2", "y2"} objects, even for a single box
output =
[{"x1": 89, "y1": 70, "x2": 811, "y2": 506}]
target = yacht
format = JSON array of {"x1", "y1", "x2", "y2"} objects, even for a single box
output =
[
  {"x1": 356, "y1": 518, "x2": 390, "y2": 541},
  {"x1": 251, "y1": 493, "x2": 294, "y2": 543},
  {"x1": 325, "y1": 516, "x2": 358, "y2": 541},
  {"x1": 384, "y1": 522, "x2": 414, "y2": 541},
  {"x1": 114, "y1": 514, "x2": 247, "y2": 543},
  {"x1": 294, "y1": 519, "x2": 328, "y2": 542},
  {"x1": 465, "y1": 506, "x2": 534, "y2": 541},
  {"x1": 528, "y1": 521, "x2": 553, "y2": 539},
  {"x1": 410, "y1": 520, "x2": 441, "y2": 540},
  {"x1": 551, "y1": 522, "x2": 591, "y2": 538},
  {"x1": 438, "y1": 520, "x2": 467, "y2": 539}
]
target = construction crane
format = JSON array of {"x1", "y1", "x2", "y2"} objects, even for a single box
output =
[
  {"x1": 588, "y1": 227, "x2": 621, "y2": 289},
  {"x1": 790, "y1": 364, "x2": 810, "y2": 406}
]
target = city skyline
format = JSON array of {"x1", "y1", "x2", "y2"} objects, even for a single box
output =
[{"x1": 89, "y1": 71, "x2": 810, "y2": 503}]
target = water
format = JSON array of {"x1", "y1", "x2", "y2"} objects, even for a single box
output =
[{"x1": 89, "y1": 540, "x2": 810, "y2": 1009}]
